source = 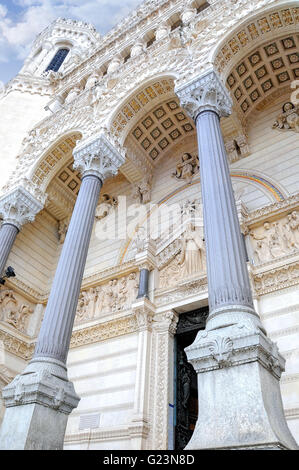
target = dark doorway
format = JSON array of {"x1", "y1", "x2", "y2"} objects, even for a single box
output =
[{"x1": 174, "y1": 307, "x2": 208, "y2": 450}]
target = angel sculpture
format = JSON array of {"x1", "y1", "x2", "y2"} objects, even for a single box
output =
[
  {"x1": 172, "y1": 153, "x2": 199, "y2": 184},
  {"x1": 95, "y1": 194, "x2": 118, "y2": 220},
  {"x1": 272, "y1": 102, "x2": 299, "y2": 133}
]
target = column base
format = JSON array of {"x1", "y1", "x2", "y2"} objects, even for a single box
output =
[
  {"x1": 185, "y1": 314, "x2": 298, "y2": 450},
  {"x1": 0, "y1": 357, "x2": 80, "y2": 450}
]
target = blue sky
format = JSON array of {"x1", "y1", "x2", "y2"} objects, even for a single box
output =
[{"x1": 0, "y1": 0, "x2": 143, "y2": 84}]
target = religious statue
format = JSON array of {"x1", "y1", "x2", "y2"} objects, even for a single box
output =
[
  {"x1": 178, "y1": 223, "x2": 205, "y2": 276},
  {"x1": 95, "y1": 194, "x2": 118, "y2": 220},
  {"x1": 172, "y1": 153, "x2": 199, "y2": 184},
  {"x1": 282, "y1": 211, "x2": 299, "y2": 250},
  {"x1": 250, "y1": 221, "x2": 286, "y2": 263},
  {"x1": 85, "y1": 72, "x2": 100, "y2": 90},
  {"x1": 132, "y1": 176, "x2": 152, "y2": 204},
  {"x1": 0, "y1": 290, "x2": 33, "y2": 333},
  {"x1": 58, "y1": 218, "x2": 69, "y2": 244},
  {"x1": 272, "y1": 102, "x2": 299, "y2": 133}
]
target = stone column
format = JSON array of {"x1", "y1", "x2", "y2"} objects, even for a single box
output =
[
  {"x1": 0, "y1": 133, "x2": 125, "y2": 450},
  {"x1": 135, "y1": 238, "x2": 156, "y2": 300},
  {"x1": 0, "y1": 187, "x2": 44, "y2": 276},
  {"x1": 176, "y1": 70, "x2": 298, "y2": 450}
]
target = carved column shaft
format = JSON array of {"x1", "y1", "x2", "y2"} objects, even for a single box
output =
[
  {"x1": 0, "y1": 224, "x2": 18, "y2": 276},
  {"x1": 175, "y1": 70, "x2": 298, "y2": 450},
  {"x1": 0, "y1": 134, "x2": 125, "y2": 450},
  {"x1": 195, "y1": 110, "x2": 254, "y2": 316},
  {"x1": 33, "y1": 175, "x2": 102, "y2": 363}
]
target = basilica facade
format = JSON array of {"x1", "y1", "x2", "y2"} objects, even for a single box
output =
[{"x1": 0, "y1": 0, "x2": 298, "y2": 450}]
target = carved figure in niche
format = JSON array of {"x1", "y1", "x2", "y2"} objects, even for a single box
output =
[
  {"x1": 118, "y1": 278, "x2": 128, "y2": 309},
  {"x1": 265, "y1": 222, "x2": 286, "y2": 258},
  {"x1": 65, "y1": 87, "x2": 81, "y2": 105},
  {"x1": 126, "y1": 272, "x2": 139, "y2": 305},
  {"x1": 76, "y1": 288, "x2": 96, "y2": 322},
  {"x1": 250, "y1": 221, "x2": 286, "y2": 263},
  {"x1": 272, "y1": 102, "x2": 299, "y2": 133},
  {"x1": 0, "y1": 290, "x2": 33, "y2": 333},
  {"x1": 172, "y1": 153, "x2": 199, "y2": 184},
  {"x1": 85, "y1": 72, "x2": 100, "y2": 90},
  {"x1": 134, "y1": 226, "x2": 148, "y2": 253},
  {"x1": 58, "y1": 218, "x2": 69, "y2": 244},
  {"x1": 160, "y1": 254, "x2": 182, "y2": 288},
  {"x1": 287, "y1": 211, "x2": 299, "y2": 243},
  {"x1": 282, "y1": 213, "x2": 299, "y2": 251},
  {"x1": 106, "y1": 279, "x2": 119, "y2": 312},
  {"x1": 11, "y1": 304, "x2": 33, "y2": 332},
  {"x1": 95, "y1": 194, "x2": 118, "y2": 221},
  {"x1": 178, "y1": 223, "x2": 205, "y2": 276},
  {"x1": 181, "y1": 370, "x2": 191, "y2": 409},
  {"x1": 132, "y1": 176, "x2": 152, "y2": 204}
]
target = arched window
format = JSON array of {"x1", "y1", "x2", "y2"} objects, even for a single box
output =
[{"x1": 45, "y1": 48, "x2": 69, "y2": 72}]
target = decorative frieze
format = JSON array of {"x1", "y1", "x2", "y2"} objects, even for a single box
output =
[
  {"x1": 0, "y1": 290, "x2": 34, "y2": 335},
  {"x1": 74, "y1": 273, "x2": 139, "y2": 325},
  {"x1": 253, "y1": 261, "x2": 299, "y2": 296},
  {"x1": 71, "y1": 315, "x2": 138, "y2": 348},
  {"x1": 249, "y1": 211, "x2": 299, "y2": 265},
  {"x1": 0, "y1": 329, "x2": 34, "y2": 361}
]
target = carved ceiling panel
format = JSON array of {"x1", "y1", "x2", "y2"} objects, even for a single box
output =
[
  {"x1": 130, "y1": 98, "x2": 195, "y2": 162},
  {"x1": 226, "y1": 34, "x2": 299, "y2": 117},
  {"x1": 215, "y1": 6, "x2": 299, "y2": 74},
  {"x1": 110, "y1": 78, "x2": 174, "y2": 139},
  {"x1": 32, "y1": 134, "x2": 79, "y2": 188}
]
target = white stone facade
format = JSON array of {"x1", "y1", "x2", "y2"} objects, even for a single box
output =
[{"x1": 0, "y1": 0, "x2": 298, "y2": 450}]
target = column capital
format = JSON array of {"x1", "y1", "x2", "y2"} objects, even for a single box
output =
[
  {"x1": 175, "y1": 70, "x2": 232, "y2": 121},
  {"x1": 0, "y1": 186, "x2": 44, "y2": 230},
  {"x1": 135, "y1": 237, "x2": 156, "y2": 271},
  {"x1": 73, "y1": 132, "x2": 125, "y2": 181}
]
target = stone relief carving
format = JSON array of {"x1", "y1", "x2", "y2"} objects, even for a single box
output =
[
  {"x1": 75, "y1": 272, "x2": 139, "y2": 324},
  {"x1": 95, "y1": 194, "x2": 118, "y2": 221},
  {"x1": 159, "y1": 223, "x2": 205, "y2": 288},
  {"x1": 250, "y1": 212, "x2": 299, "y2": 264},
  {"x1": 0, "y1": 290, "x2": 33, "y2": 334},
  {"x1": 225, "y1": 134, "x2": 250, "y2": 163},
  {"x1": 178, "y1": 223, "x2": 205, "y2": 276},
  {"x1": 58, "y1": 217, "x2": 70, "y2": 244},
  {"x1": 172, "y1": 153, "x2": 199, "y2": 184},
  {"x1": 132, "y1": 176, "x2": 152, "y2": 204},
  {"x1": 180, "y1": 198, "x2": 202, "y2": 220},
  {"x1": 272, "y1": 102, "x2": 299, "y2": 133}
]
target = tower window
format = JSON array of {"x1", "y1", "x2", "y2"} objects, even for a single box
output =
[{"x1": 45, "y1": 48, "x2": 69, "y2": 72}]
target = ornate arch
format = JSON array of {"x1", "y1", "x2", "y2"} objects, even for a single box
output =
[
  {"x1": 210, "y1": 3, "x2": 298, "y2": 121},
  {"x1": 28, "y1": 131, "x2": 82, "y2": 192},
  {"x1": 107, "y1": 74, "x2": 179, "y2": 145}
]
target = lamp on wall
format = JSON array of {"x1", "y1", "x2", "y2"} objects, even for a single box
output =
[{"x1": 0, "y1": 266, "x2": 16, "y2": 286}]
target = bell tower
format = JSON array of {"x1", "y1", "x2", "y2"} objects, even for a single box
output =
[{"x1": 19, "y1": 18, "x2": 101, "y2": 77}]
